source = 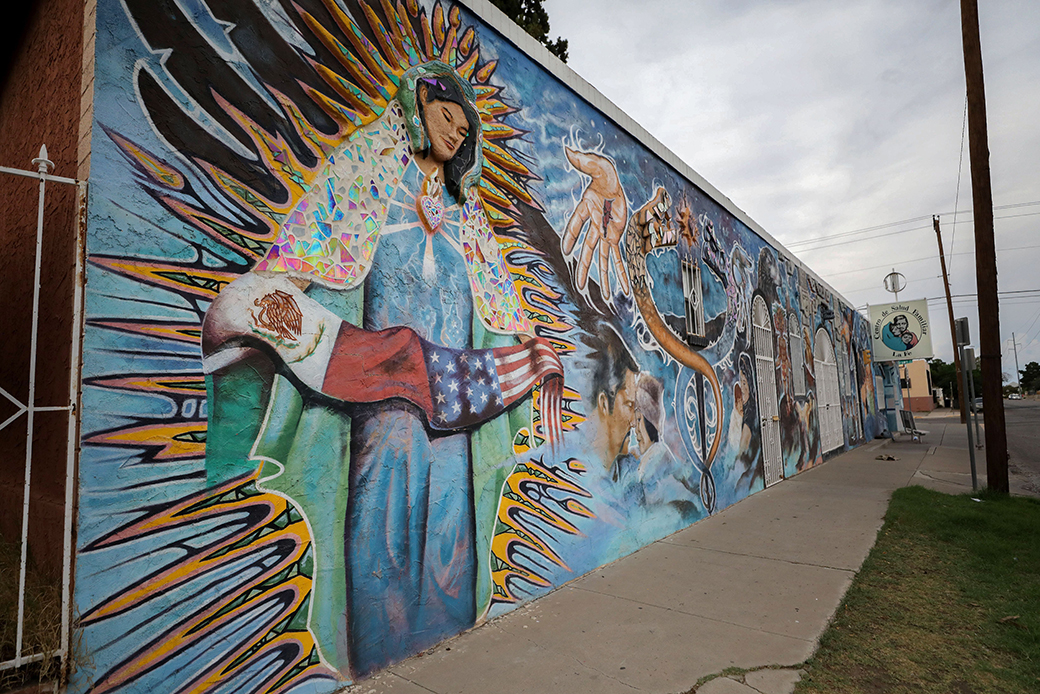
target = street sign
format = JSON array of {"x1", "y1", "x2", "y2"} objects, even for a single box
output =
[
  {"x1": 955, "y1": 317, "x2": 970, "y2": 346},
  {"x1": 869, "y1": 299, "x2": 934, "y2": 361}
]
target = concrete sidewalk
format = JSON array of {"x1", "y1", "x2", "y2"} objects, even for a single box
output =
[{"x1": 347, "y1": 416, "x2": 1032, "y2": 694}]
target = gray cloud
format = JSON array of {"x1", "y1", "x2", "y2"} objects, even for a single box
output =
[{"x1": 543, "y1": 0, "x2": 1040, "y2": 372}]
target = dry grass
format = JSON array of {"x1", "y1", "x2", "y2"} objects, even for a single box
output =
[
  {"x1": 796, "y1": 486, "x2": 1040, "y2": 693},
  {"x1": 0, "y1": 541, "x2": 61, "y2": 692}
]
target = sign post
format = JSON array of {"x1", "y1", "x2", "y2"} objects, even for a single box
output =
[
  {"x1": 870, "y1": 299, "x2": 934, "y2": 443},
  {"x1": 956, "y1": 319, "x2": 978, "y2": 490},
  {"x1": 965, "y1": 347, "x2": 983, "y2": 448}
]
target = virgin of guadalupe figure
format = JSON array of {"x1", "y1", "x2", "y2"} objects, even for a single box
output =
[
  {"x1": 201, "y1": 61, "x2": 563, "y2": 679},
  {"x1": 882, "y1": 314, "x2": 916, "y2": 351}
]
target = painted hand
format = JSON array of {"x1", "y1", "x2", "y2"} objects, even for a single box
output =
[
  {"x1": 631, "y1": 187, "x2": 672, "y2": 246},
  {"x1": 562, "y1": 148, "x2": 630, "y2": 296}
]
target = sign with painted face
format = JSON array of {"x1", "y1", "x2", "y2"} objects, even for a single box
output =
[{"x1": 869, "y1": 299, "x2": 934, "y2": 361}]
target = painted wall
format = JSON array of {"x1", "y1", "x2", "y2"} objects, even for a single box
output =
[{"x1": 72, "y1": 1, "x2": 885, "y2": 691}]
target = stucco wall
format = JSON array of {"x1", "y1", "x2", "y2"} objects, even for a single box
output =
[
  {"x1": 71, "y1": 1, "x2": 885, "y2": 691},
  {"x1": 0, "y1": 0, "x2": 87, "y2": 578}
]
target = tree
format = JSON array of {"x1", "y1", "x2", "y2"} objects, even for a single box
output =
[
  {"x1": 490, "y1": 0, "x2": 569, "y2": 62},
  {"x1": 929, "y1": 358, "x2": 959, "y2": 404},
  {"x1": 928, "y1": 358, "x2": 985, "y2": 406},
  {"x1": 1020, "y1": 361, "x2": 1040, "y2": 392}
]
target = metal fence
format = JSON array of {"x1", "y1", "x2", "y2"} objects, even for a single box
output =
[{"x1": 0, "y1": 145, "x2": 86, "y2": 681}]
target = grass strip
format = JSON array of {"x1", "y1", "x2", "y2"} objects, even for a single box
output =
[{"x1": 796, "y1": 486, "x2": 1040, "y2": 693}]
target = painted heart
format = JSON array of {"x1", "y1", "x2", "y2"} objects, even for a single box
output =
[{"x1": 418, "y1": 194, "x2": 443, "y2": 232}]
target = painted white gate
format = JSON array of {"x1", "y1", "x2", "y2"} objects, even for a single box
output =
[
  {"x1": 753, "y1": 296, "x2": 783, "y2": 487},
  {"x1": 0, "y1": 147, "x2": 85, "y2": 682},
  {"x1": 815, "y1": 328, "x2": 843, "y2": 453}
]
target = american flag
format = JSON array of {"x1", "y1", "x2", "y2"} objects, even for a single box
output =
[
  {"x1": 422, "y1": 339, "x2": 564, "y2": 437},
  {"x1": 204, "y1": 278, "x2": 565, "y2": 447},
  {"x1": 318, "y1": 322, "x2": 563, "y2": 445}
]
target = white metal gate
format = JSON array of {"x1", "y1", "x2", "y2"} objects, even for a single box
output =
[
  {"x1": 0, "y1": 146, "x2": 85, "y2": 682},
  {"x1": 753, "y1": 296, "x2": 783, "y2": 487},
  {"x1": 815, "y1": 328, "x2": 843, "y2": 453}
]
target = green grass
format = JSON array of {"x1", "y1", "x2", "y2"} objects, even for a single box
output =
[
  {"x1": 0, "y1": 540, "x2": 61, "y2": 691},
  {"x1": 796, "y1": 486, "x2": 1040, "y2": 693}
]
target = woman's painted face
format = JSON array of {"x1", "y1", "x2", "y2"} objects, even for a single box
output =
[{"x1": 421, "y1": 88, "x2": 469, "y2": 164}]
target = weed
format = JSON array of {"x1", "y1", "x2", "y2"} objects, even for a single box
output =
[
  {"x1": 0, "y1": 541, "x2": 61, "y2": 692},
  {"x1": 796, "y1": 486, "x2": 1040, "y2": 693}
]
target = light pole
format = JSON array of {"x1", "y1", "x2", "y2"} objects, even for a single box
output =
[{"x1": 1011, "y1": 332, "x2": 1022, "y2": 388}]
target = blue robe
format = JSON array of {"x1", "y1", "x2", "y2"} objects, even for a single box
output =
[{"x1": 345, "y1": 159, "x2": 477, "y2": 675}]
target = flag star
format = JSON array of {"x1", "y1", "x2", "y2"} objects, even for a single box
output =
[
  {"x1": 480, "y1": 392, "x2": 489, "y2": 403},
  {"x1": 434, "y1": 373, "x2": 443, "y2": 384},
  {"x1": 449, "y1": 380, "x2": 459, "y2": 392},
  {"x1": 452, "y1": 402, "x2": 462, "y2": 414},
  {"x1": 470, "y1": 403, "x2": 479, "y2": 414},
  {"x1": 436, "y1": 392, "x2": 446, "y2": 404},
  {"x1": 496, "y1": 395, "x2": 503, "y2": 406},
  {"x1": 459, "y1": 353, "x2": 468, "y2": 363},
  {"x1": 446, "y1": 362, "x2": 456, "y2": 373},
  {"x1": 430, "y1": 352, "x2": 440, "y2": 363},
  {"x1": 477, "y1": 377, "x2": 486, "y2": 386},
  {"x1": 466, "y1": 386, "x2": 474, "y2": 397},
  {"x1": 486, "y1": 353, "x2": 495, "y2": 366}
]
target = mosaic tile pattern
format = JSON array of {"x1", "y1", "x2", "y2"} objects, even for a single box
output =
[
  {"x1": 255, "y1": 99, "x2": 528, "y2": 336},
  {"x1": 460, "y1": 197, "x2": 531, "y2": 334},
  {"x1": 255, "y1": 103, "x2": 411, "y2": 287}
]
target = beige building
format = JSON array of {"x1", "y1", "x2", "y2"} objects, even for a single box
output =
[{"x1": 898, "y1": 359, "x2": 936, "y2": 412}]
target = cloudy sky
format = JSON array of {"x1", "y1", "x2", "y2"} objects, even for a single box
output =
[{"x1": 543, "y1": 0, "x2": 1040, "y2": 376}]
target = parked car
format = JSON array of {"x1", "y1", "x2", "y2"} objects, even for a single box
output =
[
  {"x1": 1009, "y1": 392, "x2": 1023, "y2": 400},
  {"x1": 972, "y1": 397, "x2": 983, "y2": 412}
]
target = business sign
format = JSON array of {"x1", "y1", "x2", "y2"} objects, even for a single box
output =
[{"x1": 869, "y1": 299, "x2": 933, "y2": 361}]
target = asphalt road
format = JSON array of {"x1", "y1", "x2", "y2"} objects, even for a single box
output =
[{"x1": 1003, "y1": 398, "x2": 1040, "y2": 494}]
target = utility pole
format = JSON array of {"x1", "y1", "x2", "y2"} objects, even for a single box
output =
[
  {"x1": 1012, "y1": 332, "x2": 1021, "y2": 387},
  {"x1": 961, "y1": 0, "x2": 1008, "y2": 492},
  {"x1": 934, "y1": 215, "x2": 967, "y2": 423}
]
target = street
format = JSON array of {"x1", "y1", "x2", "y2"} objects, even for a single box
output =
[{"x1": 1004, "y1": 398, "x2": 1040, "y2": 494}]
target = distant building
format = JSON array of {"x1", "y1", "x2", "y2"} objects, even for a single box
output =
[{"x1": 899, "y1": 359, "x2": 936, "y2": 412}]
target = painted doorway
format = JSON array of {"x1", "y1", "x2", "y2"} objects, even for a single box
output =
[
  {"x1": 815, "y1": 328, "x2": 844, "y2": 453},
  {"x1": 753, "y1": 296, "x2": 783, "y2": 487}
]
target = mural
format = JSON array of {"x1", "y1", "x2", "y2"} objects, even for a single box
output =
[{"x1": 73, "y1": 1, "x2": 886, "y2": 692}]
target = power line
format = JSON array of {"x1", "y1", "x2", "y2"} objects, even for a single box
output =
[
  {"x1": 936, "y1": 299, "x2": 1040, "y2": 306},
  {"x1": 996, "y1": 242, "x2": 1040, "y2": 254},
  {"x1": 1023, "y1": 304, "x2": 1040, "y2": 343},
  {"x1": 822, "y1": 243, "x2": 1040, "y2": 284},
  {"x1": 839, "y1": 275, "x2": 933, "y2": 296},
  {"x1": 950, "y1": 96, "x2": 968, "y2": 273},
  {"x1": 783, "y1": 199, "x2": 1040, "y2": 251},
  {"x1": 784, "y1": 218, "x2": 931, "y2": 248},
  {"x1": 824, "y1": 252, "x2": 967, "y2": 279},
  {"x1": 944, "y1": 289, "x2": 1040, "y2": 299},
  {"x1": 793, "y1": 223, "x2": 933, "y2": 252},
  {"x1": 794, "y1": 209, "x2": 1040, "y2": 254}
]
